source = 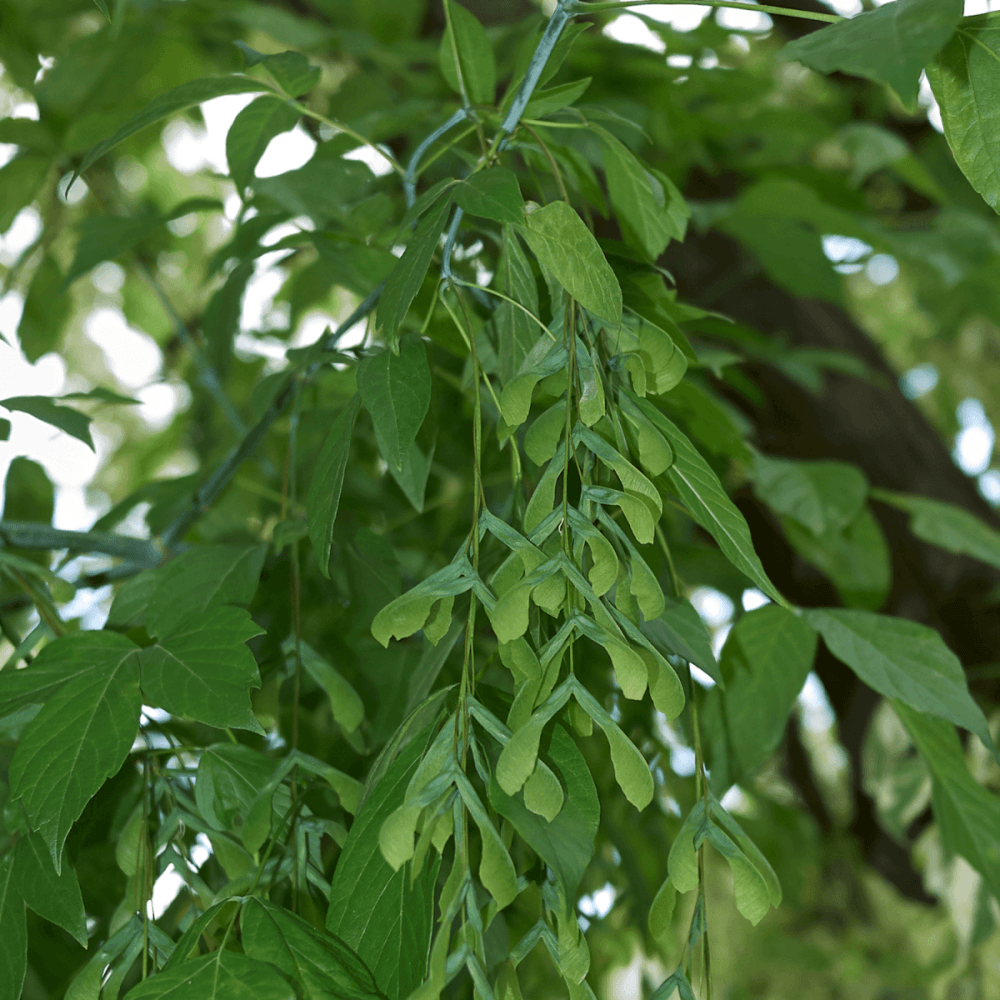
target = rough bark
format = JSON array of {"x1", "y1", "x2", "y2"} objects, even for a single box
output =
[{"x1": 664, "y1": 226, "x2": 1000, "y2": 902}]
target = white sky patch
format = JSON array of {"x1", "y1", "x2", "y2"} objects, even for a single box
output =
[
  {"x1": 579, "y1": 882, "x2": 617, "y2": 919},
  {"x1": 865, "y1": 253, "x2": 899, "y2": 286},
  {"x1": 136, "y1": 382, "x2": 192, "y2": 432},
  {"x1": 0, "y1": 206, "x2": 42, "y2": 266},
  {"x1": 256, "y1": 125, "x2": 317, "y2": 178},
  {"x1": 978, "y1": 469, "x2": 1000, "y2": 505},
  {"x1": 689, "y1": 586, "x2": 735, "y2": 628},
  {"x1": 709, "y1": 623, "x2": 731, "y2": 660},
  {"x1": 824, "y1": 0, "x2": 862, "y2": 14},
  {"x1": 822, "y1": 234, "x2": 872, "y2": 264},
  {"x1": 632, "y1": 2, "x2": 711, "y2": 31},
  {"x1": 899, "y1": 363, "x2": 938, "y2": 400},
  {"x1": 716, "y1": 0, "x2": 772, "y2": 32},
  {"x1": 162, "y1": 119, "x2": 212, "y2": 175},
  {"x1": 954, "y1": 398, "x2": 994, "y2": 476},
  {"x1": 148, "y1": 864, "x2": 186, "y2": 920},
  {"x1": 798, "y1": 672, "x2": 836, "y2": 732},
  {"x1": 918, "y1": 71, "x2": 943, "y2": 133},
  {"x1": 741, "y1": 587, "x2": 770, "y2": 611},
  {"x1": 720, "y1": 784, "x2": 751, "y2": 813},
  {"x1": 691, "y1": 664, "x2": 718, "y2": 688},
  {"x1": 85, "y1": 307, "x2": 163, "y2": 388},
  {"x1": 199, "y1": 93, "x2": 259, "y2": 174},
  {"x1": 602, "y1": 14, "x2": 666, "y2": 52},
  {"x1": 92, "y1": 261, "x2": 126, "y2": 295},
  {"x1": 344, "y1": 144, "x2": 395, "y2": 177}
]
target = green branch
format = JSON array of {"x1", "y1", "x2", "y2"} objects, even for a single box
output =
[{"x1": 0, "y1": 521, "x2": 161, "y2": 565}]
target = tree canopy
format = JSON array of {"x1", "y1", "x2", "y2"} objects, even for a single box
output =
[{"x1": 1, "y1": 0, "x2": 1000, "y2": 997}]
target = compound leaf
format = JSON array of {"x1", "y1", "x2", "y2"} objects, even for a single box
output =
[
  {"x1": 358, "y1": 335, "x2": 432, "y2": 471},
  {"x1": 10, "y1": 641, "x2": 141, "y2": 865},
  {"x1": 140, "y1": 607, "x2": 266, "y2": 734},
  {"x1": 804, "y1": 608, "x2": 998, "y2": 763},
  {"x1": 519, "y1": 201, "x2": 622, "y2": 325},
  {"x1": 780, "y1": 0, "x2": 962, "y2": 107}
]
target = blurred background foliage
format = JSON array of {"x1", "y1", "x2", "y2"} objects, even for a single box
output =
[{"x1": 1, "y1": 0, "x2": 1000, "y2": 997}]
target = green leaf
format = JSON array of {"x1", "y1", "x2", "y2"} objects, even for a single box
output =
[
  {"x1": 667, "y1": 800, "x2": 702, "y2": 893},
  {"x1": 384, "y1": 438, "x2": 433, "y2": 513},
  {"x1": 753, "y1": 455, "x2": 867, "y2": 536},
  {"x1": 928, "y1": 15, "x2": 1000, "y2": 213},
  {"x1": 519, "y1": 201, "x2": 622, "y2": 325},
  {"x1": 643, "y1": 596, "x2": 721, "y2": 687},
  {"x1": 571, "y1": 680, "x2": 653, "y2": 810},
  {"x1": 0, "y1": 155, "x2": 49, "y2": 232},
  {"x1": 523, "y1": 77, "x2": 592, "y2": 119},
  {"x1": 495, "y1": 224, "x2": 540, "y2": 384},
  {"x1": 234, "y1": 43, "x2": 321, "y2": 97},
  {"x1": 242, "y1": 898, "x2": 386, "y2": 999},
  {"x1": 195, "y1": 743, "x2": 277, "y2": 831},
  {"x1": 455, "y1": 167, "x2": 525, "y2": 223},
  {"x1": 440, "y1": 0, "x2": 496, "y2": 105},
  {"x1": 0, "y1": 396, "x2": 93, "y2": 450},
  {"x1": 704, "y1": 819, "x2": 774, "y2": 925},
  {"x1": 10, "y1": 638, "x2": 141, "y2": 864},
  {"x1": 17, "y1": 253, "x2": 70, "y2": 363},
  {"x1": 65, "y1": 199, "x2": 222, "y2": 285},
  {"x1": 649, "y1": 877, "x2": 676, "y2": 949},
  {"x1": 358, "y1": 335, "x2": 432, "y2": 471},
  {"x1": 709, "y1": 799, "x2": 782, "y2": 912},
  {"x1": 307, "y1": 395, "x2": 361, "y2": 577},
  {"x1": 874, "y1": 489, "x2": 1000, "y2": 572},
  {"x1": 76, "y1": 76, "x2": 276, "y2": 177},
  {"x1": 782, "y1": 508, "x2": 891, "y2": 611},
  {"x1": 377, "y1": 188, "x2": 453, "y2": 349},
  {"x1": 0, "y1": 852, "x2": 26, "y2": 1000},
  {"x1": 803, "y1": 608, "x2": 999, "y2": 763},
  {"x1": 496, "y1": 684, "x2": 572, "y2": 794},
  {"x1": 779, "y1": 0, "x2": 962, "y2": 107},
  {"x1": 489, "y1": 724, "x2": 599, "y2": 899},
  {"x1": 499, "y1": 338, "x2": 567, "y2": 427},
  {"x1": 458, "y1": 775, "x2": 519, "y2": 908},
  {"x1": 0, "y1": 631, "x2": 143, "y2": 719},
  {"x1": 91, "y1": 0, "x2": 110, "y2": 20},
  {"x1": 226, "y1": 96, "x2": 300, "y2": 192},
  {"x1": 203, "y1": 260, "x2": 254, "y2": 370},
  {"x1": 123, "y1": 950, "x2": 297, "y2": 1000},
  {"x1": 0, "y1": 419, "x2": 9, "y2": 441},
  {"x1": 145, "y1": 544, "x2": 267, "y2": 640},
  {"x1": 715, "y1": 605, "x2": 817, "y2": 780},
  {"x1": 286, "y1": 637, "x2": 365, "y2": 733},
  {"x1": 254, "y1": 151, "x2": 372, "y2": 225},
  {"x1": 62, "y1": 388, "x2": 141, "y2": 405},
  {"x1": 140, "y1": 607, "x2": 266, "y2": 733},
  {"x1": 106, "y1": 570, "x2": 160, "y2": 630},
  {"x1": 327, "y1": 732, "x2": 437, "y2": 1000},
  {"x1": 635, "y1": 399, "x2": 785, "y2": 606},
  {"x1": 13, "y1": 832, "x2": 87, "y2": 946},
  {"x1": 601, "y1": 131, "x2": 687, "y2": 259},
  {"x1": 894, "y1": 702, "x2": 1000, "y2": 901}
]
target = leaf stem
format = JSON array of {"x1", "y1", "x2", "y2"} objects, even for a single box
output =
[
  {"x1": 290, "y1": 101, "x2": 404, "y2": 176},
  {"x1": 572, "y1": 0, "x2": 840, "y2": 23}
]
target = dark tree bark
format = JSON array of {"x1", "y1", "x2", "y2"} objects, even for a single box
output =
[{"x1": 663, "y1": 226, "x2": 1000, "y2": 902}]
